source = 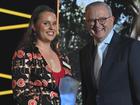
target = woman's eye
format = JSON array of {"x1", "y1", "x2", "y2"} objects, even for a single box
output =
[
  {"x1": 43, "y1": 21, "x2": 51, "y2": 26},
  {"x1": 53, "y1": 22, "x2": 57, "y2": 26}
]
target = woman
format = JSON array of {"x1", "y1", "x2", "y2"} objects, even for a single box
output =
[{"x1": 11, "y1": 5, "x2": 71, "y2": 105}]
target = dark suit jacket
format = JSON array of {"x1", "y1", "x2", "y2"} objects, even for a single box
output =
[{"x1": 79, "y1": 32, "x2": 140, "y2": 105}]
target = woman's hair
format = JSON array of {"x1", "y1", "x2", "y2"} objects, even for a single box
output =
[
  {"x1": 17, "y1": 5, "x2": 56, "y2": 49},
  {"x1": 136, "y1": 12, "x2": 140, "y2": 37}
]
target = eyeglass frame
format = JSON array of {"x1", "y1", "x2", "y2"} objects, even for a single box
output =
[{"x1": 86, "y1": 16, "x2": 112, "y2": 25}]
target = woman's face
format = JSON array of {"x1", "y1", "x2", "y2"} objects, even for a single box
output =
[{"x1": 33, "y1": 11, "x2": 57, "y2": 43}]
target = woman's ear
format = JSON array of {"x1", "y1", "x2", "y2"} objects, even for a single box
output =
[{"x1": 32, "y1": 24, "x2": 36, "y2": 32}]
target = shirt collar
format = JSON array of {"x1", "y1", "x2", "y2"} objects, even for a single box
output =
[{"x1": 103, "y1": 29, "x2": 114, "y2": 45}]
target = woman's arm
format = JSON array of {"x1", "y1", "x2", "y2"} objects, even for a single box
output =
[{"x1": 12, "y1": 49, "x2": 38, "y2": 105}]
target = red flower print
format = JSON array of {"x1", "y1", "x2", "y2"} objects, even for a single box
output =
[
  {"x1": 12, "y1": 51, "x2": 17, "y2": 60},
  {"x1": 42, "y1": 80, "x2": 48, "y2": 87},
  {"x1": 28, "y1": 99, "x2": 37, "y2": 105},
  {"x1": 17, "y1": 78, "x2": 25, "y2": 87},
  {"x1": 50, "y1": 91, "x2": 58, "y2": 98},
  {"x1": 12, "y1": 80, "x2": 16, "y2": 89},
  {"x1": 27, "y1": 53, "x2": 33, "y2": 61},
  {"x1": 17, "y1": 50, "x2": 25, "y2": 58},
  {"x1": 33, "y1": 80, "x2": 42, "y2": 86}
]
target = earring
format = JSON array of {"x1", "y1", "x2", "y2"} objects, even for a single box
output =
[{"x1": 33, "y1": 31, "x2": 37, "y2": 36}]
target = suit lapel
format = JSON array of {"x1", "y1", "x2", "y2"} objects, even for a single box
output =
[
  {"x1": 85, "y1": 40, "x2": 97, "y2": 88},
  {"x1": 98, "y1": 33, "x2": 122, "y2": 88}
]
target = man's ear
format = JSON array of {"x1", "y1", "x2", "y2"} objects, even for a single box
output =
[{"x1": 110, "y1": 16, "x2": 115, "y2": 23}]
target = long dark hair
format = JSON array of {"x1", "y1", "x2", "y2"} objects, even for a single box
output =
[{"x1": 17, "y1": 5, "x2": 56, "y2": 49}]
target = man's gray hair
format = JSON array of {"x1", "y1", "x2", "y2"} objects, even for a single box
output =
[{"x1": 85, "y1": 1, "x2": 113, "y2": 16}]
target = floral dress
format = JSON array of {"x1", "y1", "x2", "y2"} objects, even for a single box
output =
[{"x1": 11, "y1": 46, "x2": 71, "y2": 105}]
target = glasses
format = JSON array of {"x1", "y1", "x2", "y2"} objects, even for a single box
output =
[{"x1": 87, "y1": 16, "x2": 111, "y2": 25}]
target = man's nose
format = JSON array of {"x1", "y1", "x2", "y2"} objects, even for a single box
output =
[{"x1": 94, "y1": 20, "x2": 100, "y2": 27}]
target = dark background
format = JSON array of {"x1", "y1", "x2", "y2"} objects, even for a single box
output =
[{"x1": 0, "y1": 0, "x2": 57, "y2": 104}]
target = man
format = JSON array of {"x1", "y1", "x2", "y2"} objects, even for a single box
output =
[{"x1": 79, "y1": 1, "x2": 140, "y2": 105}]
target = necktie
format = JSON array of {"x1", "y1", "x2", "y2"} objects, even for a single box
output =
[{"x1": 94, "y1": 43, "x2": 104, "y2": 81}]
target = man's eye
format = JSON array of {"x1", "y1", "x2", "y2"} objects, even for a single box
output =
[{"x1": 99, "y1": 18, "x2": 106, "y2": 21}]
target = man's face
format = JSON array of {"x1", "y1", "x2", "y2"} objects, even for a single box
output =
[{"x1": 85, "y1": 5, "x2": 114, "y2": 42}]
